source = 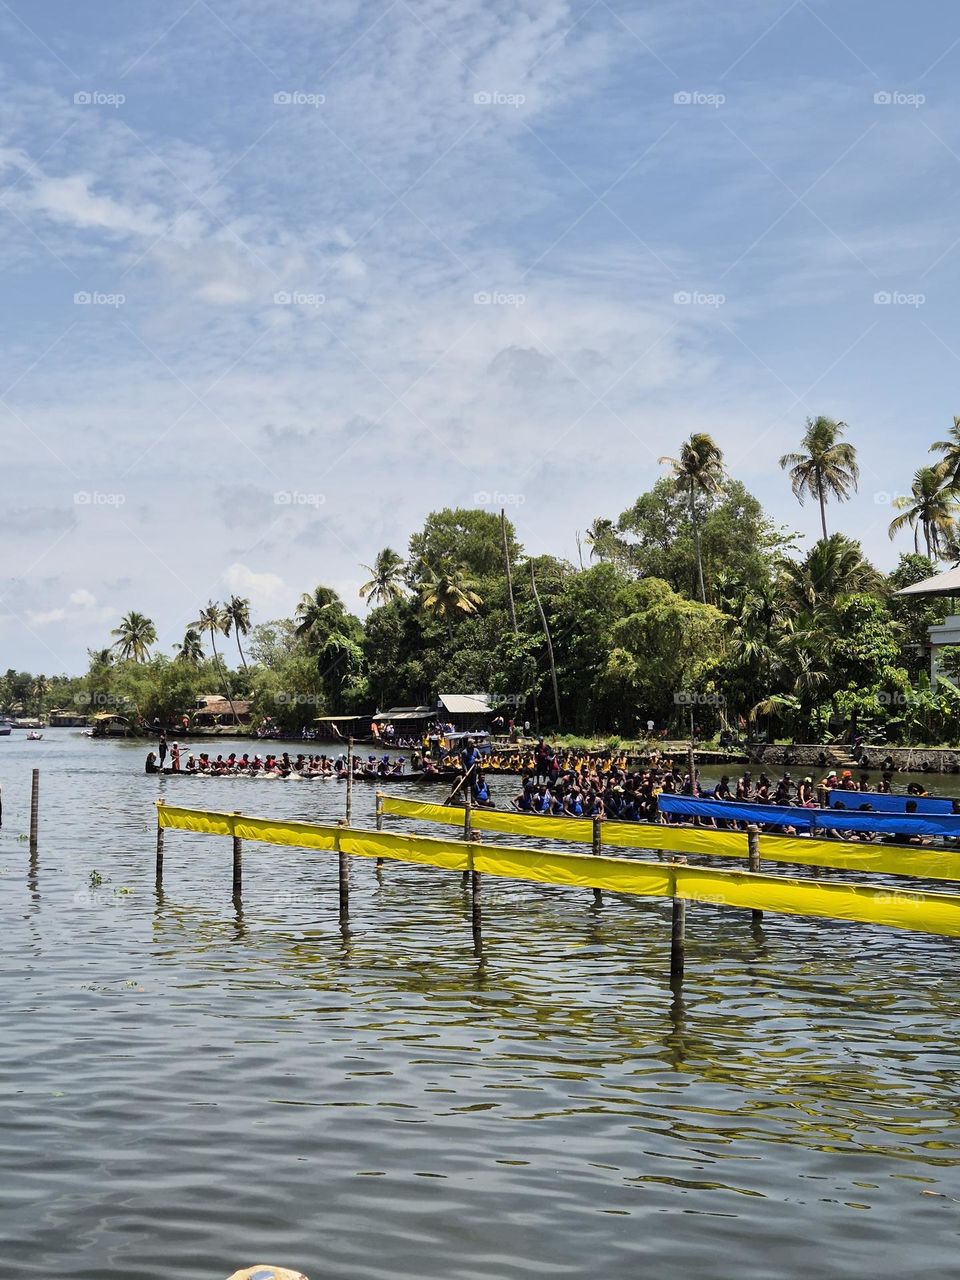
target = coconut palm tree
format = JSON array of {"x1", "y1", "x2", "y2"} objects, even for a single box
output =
[
  {"x1": 929, "y1": 415, "x2": 960, "y2": 490},
  {"x1": 110, "y1": 611, "x2": 158, "y2": 663},
  {"x1": 174, "y1": 627, "x2": 205, "y2": 666},
  {"x1": 584, "y1": 518, "x2": 617, "y2": 562},
  {"x1": 191, "y1": 601, "x2": 237, "y2": 723},
  {"x1": 779, "y1": 416, "x2": 859, "y2": 540},
  {"x1": 658, "y1": 432, "x2": 725, "y2": 602},
  {"x1": 295, "y1": 586, "x2": 345, "y2": 646},
  {"x1": 787, "y1": 533, "x2": 880, "y2": 613},
  {"x1": 358, "y1": 548, "x2": 406, "y2": 608},
  {"x1": 31, "y1": 674, "x2": 48, "y2": 718},
  {"x1": 223, "y1": 595, "x2": 251, "y2": 669},
  {"x1": 417, "y1": 558, "x2": 483, "y2": 633},
  {"x1": 888, "y1": 466, "x2": 958, "y2": 559}
]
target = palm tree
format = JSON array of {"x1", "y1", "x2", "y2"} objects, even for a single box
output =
[
  {"x1": 358, "y1": 548, "x2": 406, "y2": 608},
  {"x1": 779, "y1": 415, "x2": 859, "y2": 540},
  {"x1": 174, "y1": 627, "x2": 205, "y2": 665},
  {"x1": 417, "y1": 558, "x2": 483, "y2": 633},
  {"x1": 888, "y1": 467, "x2": 958, "y2": 559},
  {"x1": 191, "y1": 601, "x2": 237, "y2": 723},
  {"x1": 787, "y1": 533, "x2": 880, "y2": 613},
  {"x1": 31, "y1": 674, "x2": 48, "y2": 718},
  {"x1": 929, "y1": 415, "x2": 960, "y2": 490},
  {"x1": 658, "y1": 432, "x2": 725, "y2": 602},
  {"x1": 111, "y1": 611, "x2": 158, "y2": 663},
  {"x1": 295, "y1": 586, "x2": 344, "y2": 645},
  {"x1": 223, "y1": 595, "x2": 251, "y2": 669},
  {"x1": 584, "y1": 518, "x2": 617, "y2": 562}
]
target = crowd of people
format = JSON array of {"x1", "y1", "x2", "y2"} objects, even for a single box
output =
[{"x1": 145, "y1": 748, "x2": 410, "y2": 779}]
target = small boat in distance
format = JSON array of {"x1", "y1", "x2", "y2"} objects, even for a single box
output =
[
  {"x1": 26, "y1": 730, "x2": 43, "y2": 741},
  {"x1": 0, "y1": 717, "x2": 11, "y2": 737}
]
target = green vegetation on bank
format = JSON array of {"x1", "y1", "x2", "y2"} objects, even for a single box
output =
[{"x1": 9, "y1": 416, "x2": 960, "y2": 745}]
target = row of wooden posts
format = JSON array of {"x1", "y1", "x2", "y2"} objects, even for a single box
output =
[{"x1": 153, "y1": 740, "x2": 765, "y2": 981}]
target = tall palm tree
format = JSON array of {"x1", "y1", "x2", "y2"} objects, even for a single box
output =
[
  {"x1": 929, "y1": 415, "x2": 960, "y2": 490},
  {"x1": 191, "y1": 601, "x2": 237, "y2": 723},
  {"x1": 358, "y1": 548, "x2": 406, "y2": 608},
  {"x1": 174, "y1": 627, "x2": 205, "y2": 665},
  {"x1": 110, "y1": 611, "x2": 158, "y2": 663},
  {"x1": 779, "y1": 415, "x2": 859, "y2": 540},
  {"x1": 31, "y1": 674, "x2": 48, "y2": 718},
  {"x1": 888, "y1": 467, "x2": 958, "y2": 559},
  {"x1": 417, "y1": 559, "x2": 483, "y2": 633},
  {"x1": 223, "y1": 595, "x2": 251, "y2": 669},
  {"x1": 658, "y1": 432, "x2": 725, "y2": 602}
]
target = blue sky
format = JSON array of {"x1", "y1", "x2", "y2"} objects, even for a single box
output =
[{"x1": 2, "y1": 0, "x2": 960, "y2": 673}]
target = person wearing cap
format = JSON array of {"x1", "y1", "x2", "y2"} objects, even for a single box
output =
[
  {"x1": 818, "y1": 768, "x2": 838, "y2": 791},
  {"x1": 798, "y1": 776, "x2": 814, "y2": 805},
  {"x1": 774, "y1": 772, "x2": 792, "y2": 804}
]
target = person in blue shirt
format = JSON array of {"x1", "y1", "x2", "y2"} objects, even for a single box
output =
[{"x1": 460, "y1": 737, "x2": 482, "y2": 781}]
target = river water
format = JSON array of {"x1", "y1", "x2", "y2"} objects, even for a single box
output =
[{"x1": 2, "y1": 732, "x2": 959, "y2": 1279}]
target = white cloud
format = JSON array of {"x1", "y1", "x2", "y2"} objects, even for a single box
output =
[
  {"x1": 26, "y1": 608, "x2": 67, "y2": 626},
  {"x1": 69, "y1": 588, "x2": 97, "y2": 607},
  {"x1": 222, "y1": 562, "x2": 295, "y2": 612}
]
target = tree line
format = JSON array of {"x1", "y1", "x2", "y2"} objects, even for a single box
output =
[{"x1": 9, "y1": 414, "x2": 960, "y2": 745}]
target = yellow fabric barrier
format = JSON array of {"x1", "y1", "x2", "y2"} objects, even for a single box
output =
[
  {"x1": 157, "y1": 802, "x2": 960, "y2": 937},
  {"x1": 379, "y1": 795, "x2": 960, "y2": 884}
]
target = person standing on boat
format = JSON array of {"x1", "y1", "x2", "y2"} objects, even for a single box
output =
[
  {"x1": 158, "y1": 732, "x2": 168, "y2": 771},
  {"x1": 460, "y1": 736, "x2": 481, "y2": 783},
  {"x1": 171, "y1": 742, "x2": 181, "y2": 773}
]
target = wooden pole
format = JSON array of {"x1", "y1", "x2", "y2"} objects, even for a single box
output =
[
  {"x1": 375, "y1": 790, "x2": 384, "y2": 872},
  {"x1": 232, "y1": 812, "x2": 242, "y2": 898},
  {"x1": 462, "y1": 781, "x2": 472, "y2": 885},
  {"x1": 346, "y1": 737, "x2": 354, "y2": 825},
  {"x1": 337, "y1": 822, "x2": 349, "y2": 920},
  {"x1": 670, "y1": 858, "x2": 687, "y2": 984},
  {"x1": 155, "y1": 799, "x2": 165, "y2": 885},
  {"x1": 747, "y1": 827, "x2": 762, "y2": 925},
  {"x1": 591, "y1": 815, "x2": 603, "y2": 905},
  {"x1": 29, "y1": 768, "x2": 39, "y2": 854},
  {"x1": 471, "y1": 866, "x2": 482, "y2": 950}
]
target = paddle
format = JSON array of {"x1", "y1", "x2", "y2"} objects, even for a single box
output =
[{"x1": 445, "y1": 760, "x2": 477, "y2": 806}]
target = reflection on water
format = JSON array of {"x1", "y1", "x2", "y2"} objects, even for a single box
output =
[{"x1": 0, "y1": 733, "x2": 959, "y2": 1279}]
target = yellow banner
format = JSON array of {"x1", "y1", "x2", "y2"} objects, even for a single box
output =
[
  {"x1": 157, "y1": 802, "x2": 960, "y2": 937},
  {"x1": 379, "y1": 796, "x2": 960, "y2": 884}
]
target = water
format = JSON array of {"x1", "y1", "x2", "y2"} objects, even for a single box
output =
[{"x1": 2, "y1": 732, "x2": 960, "y2": 1279}]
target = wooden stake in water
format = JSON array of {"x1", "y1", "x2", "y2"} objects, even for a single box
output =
[
  {"x1": 670, "y1": 858, "x2": 687, "y2": 984},
  {"x1": 591, "y1": 815, "x2": 603, "y2": 905},
  {"x1": 747, "y1": 826, "x2": 762, "y2": 926},
  {"x1": 375, "y1": 791, "x2": 384, "y2": 831},
  {"x1": 155, "y1": 799, "x2": 165, "y2": 885},
  {"x1": 29, "y1": 768, "x2": 39, "y2": 854},
  {"x1": 232, "y1": 812, "x2": 243, "y2": 898},
  {"x1": 462, "y1": 782, "x2": 472, "y2": 885},
  {"x1": 346, "y1": 737, "x2": 354, "y2": 825},
  {"x1": 471, "y1": 866, "x2": 482, "y2": 951},
  {"x1": 337, "y1": 822, "x2": 349, "y2": 921}
]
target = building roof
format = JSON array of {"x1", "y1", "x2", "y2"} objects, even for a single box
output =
[
  {"x1": 438, "y1": 693, "x2": 491, "y2": 715},
  {"x1": 896, "y1": 566, "x2": 960, "y2": 597},
  {"x1": 374, "y1": 705, "x2": 434, "y2": 721},
  {"x1": 193, "y1": 697, "x2": 251, "y2": 716}
]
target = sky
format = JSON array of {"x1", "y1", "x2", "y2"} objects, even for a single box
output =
[{"x1": 2, "y1": 0, "x2": 960, "y2": 674}]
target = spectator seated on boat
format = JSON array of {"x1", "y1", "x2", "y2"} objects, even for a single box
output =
[
  {"x1": 145, "y1": 751, "x2": 159, "y2": 774},
  {"x1": 472, "y1": 772, "x2": 494, "y2": 807}
]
